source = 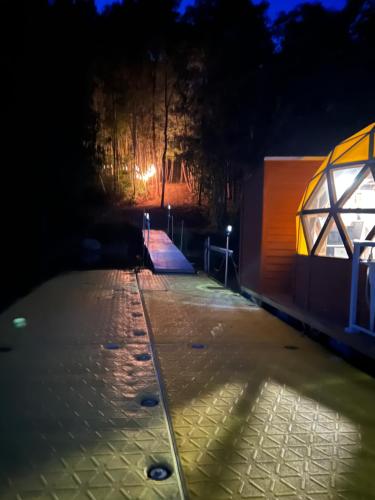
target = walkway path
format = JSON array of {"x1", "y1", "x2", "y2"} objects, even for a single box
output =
[
  {"x1": 0, "y1": 270, "x2": 184, "y2": 500},
  {"x1": 143, "y1": 230, "x2": 195, "y2": 274},
  {"x1": 140, "y1": 270, "x2": 375, "y2": 500}
]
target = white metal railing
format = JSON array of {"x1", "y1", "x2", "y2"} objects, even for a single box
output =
[
  {"x1": 346, "y1": 240, "x2": 375, "y2": 337},
  {"x1": 204, "y1": 236, "x2": 233, "y2": 288}
]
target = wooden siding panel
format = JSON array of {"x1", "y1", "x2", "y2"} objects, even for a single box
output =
[{"x1": 260, "y1": 159, "x2": 323, "y2": 294}]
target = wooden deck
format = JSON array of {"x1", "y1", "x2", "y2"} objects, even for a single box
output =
[{"x1": 143, "y1": 229, "x2": 195, "y2": 274}]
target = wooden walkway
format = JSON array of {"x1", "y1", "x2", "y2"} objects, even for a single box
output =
[{"x1": 143, "y1": 230, "x2": 195, "y2": 274}]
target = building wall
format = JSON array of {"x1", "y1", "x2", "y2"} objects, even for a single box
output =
[
  {"x1": 295, "y1": 254, "x2": 369, "y2": 327},
  {"x1": 240, "y1": 156, "x2": 371, "y2": 330},
  {"x1": 294, "y1": 255, "x2": 351, "y2": 323},
  {"x1": 240, "y1": 157, "x2": 323, "y2": 296},
  {"x1": 260, "y1": 158, "x2": 323, "y2": 295}
]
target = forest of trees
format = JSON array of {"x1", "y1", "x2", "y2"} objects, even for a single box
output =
[
  {"x1": 1, "y1": 0, "x2": 374, "y2": 304},
  {"x1": 19, "y1": 0, "x2": 375, "y2": 218}
]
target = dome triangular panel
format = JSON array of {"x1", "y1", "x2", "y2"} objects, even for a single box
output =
[
  {"x1": 331, "y1": 136, "x2": 367, "y2": 164},
  {"x1": 296, "y1": 217, "x2": 308, "y2": 255},
  {"x1": 340, "y1": 213, "x2": 375, "y2": 246},
  {"x1": 316, "y1": 218, "x2": 347, "y2": 258},
  {"x1": 303, "y1": 213, "x2": 329, "y2": 251},
  {"x1": 298, "y1": 158, "x2": 330, "y2": 212},
  {"x1": 332, "y1": 165, "x2": 365, "y2": 202},
  {"x1": 305, "y1": 175, "x2": 330, "y2": 210},
  {"x1": 343, "y1": 169, "x2": 375, "y2": 209},
  {"x1": 331, "y1": 136, "x2": 370, "y2": 165}
]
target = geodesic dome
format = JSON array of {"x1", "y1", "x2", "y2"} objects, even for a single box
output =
[{"x1": 297, "y1": 123, "x2": 375, "y2": 258}]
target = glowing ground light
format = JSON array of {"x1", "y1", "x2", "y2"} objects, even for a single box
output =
[
  {"x1": 141, "y1": 397, "x2": 159, "y2": 407},
  {"x1": 105, "y1": 342, "x2": 120, "y2": 350},
  {"x1": 13, "y1": 317, "x2": 27, "y2": 328},
  {"x1": 135, "y1": 353, "x2": 151, "y2": 361},
  {"x1": 133, "y1": 329, "x2": 146, "y2": 336},
  {"x1": 147, "y1": 464, "x2": 172, "y2": 481}
]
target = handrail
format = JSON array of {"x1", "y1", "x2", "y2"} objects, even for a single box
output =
[
  {"x1": 346, "y1": 240, "x2": 375, "y2": 337},
  {"x1": 204, "y1": 237, "x2": 233, "y2": 288}
]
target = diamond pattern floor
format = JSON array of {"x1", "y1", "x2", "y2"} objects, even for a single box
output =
[
  {"x1": 0, "y1": 270, "x2": 183, "y2": 500},
  {"x1": 138, "y1": 270, "x2": 169, "y2": 292},
  {"x1": 142, "y1": 273, "x2": 375, "y2": 500}
]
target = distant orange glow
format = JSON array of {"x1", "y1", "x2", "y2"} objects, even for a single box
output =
[{"x1": 136, "y1": 164, "x2": 157, "y2": 182}]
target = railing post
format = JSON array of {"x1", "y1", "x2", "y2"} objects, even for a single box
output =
[
  {"x1": 346, "y1": 242, "x2": 361, "y2": 333},
  {"x1": 204, "y1": 238, "x2": 207, "y2": 272},
  {"x1": 147, "y1": 214, "x2": 150, "y2": 248},
  {"x1": 369, "y1": 263, "x2": 375, "y2": 332},
  {"x1": 224, "y1": 234, "x2": 230, "y2": 288},
  {"x1": 207, "y1": 237, "x2": 210, "y2": 275},
  {"x1": 142, "y1": 211, "x2": 146, "y2": 266}
]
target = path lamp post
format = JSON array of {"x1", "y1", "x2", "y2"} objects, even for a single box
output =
[
  {"x1": 224, "y1": 225, "x2": 232, "y2": 288},
  {"x1": 167, "y1": 204, "x2": 171, "y2": 235},
  {"x1": 142, "y1": 211, "x2": 146, "y2": 266},
  {"x1": 142, "y1": 212, "x2": 150, "y2": 266},
  {"x1": 145, "y1": 212, "x2": 150, "y2": 247}
]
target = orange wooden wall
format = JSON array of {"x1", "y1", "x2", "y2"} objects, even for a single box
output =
[
  {"x1": 240, "y1": 157, "x2": 324, "y2": 296},
  {"x1": 260, "y1": 158, "x2": 323, "y2": 294}
]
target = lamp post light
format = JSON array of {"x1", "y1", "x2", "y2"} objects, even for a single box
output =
[
  {"x1": 167, "y1": 204, "x2": 171, "y2": 235},
  {"x1": 224, "y1": 225, "x2": 232, "y2": 288}
]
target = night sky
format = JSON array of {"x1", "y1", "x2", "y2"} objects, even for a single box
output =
[{"x1": 95, "y1": 0, "x2": 346, "y2": 17}]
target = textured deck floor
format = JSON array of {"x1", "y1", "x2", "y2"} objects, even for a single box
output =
[
  {"x1": 143, "y1": 230, "x2": 195, "y2": 274},
  {"x1": 0, "y1": 270, "x2": 183, "y2": 500},
  {"x1": 2, "y1": 270, "x2": 375, "y2": 500},
  {"x1": 141, "y1": 272, "x2": 375, "y2": 500}
]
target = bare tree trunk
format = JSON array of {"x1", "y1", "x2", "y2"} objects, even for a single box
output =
[
  {"x1": 169, "y1": 158, "x2": 174, "y2": 183},
  {"x1": 111, "y1": 92, "x2": 119, "y2": 193},
  {"x1": 151, "y1": 61, "x2": 160, "y2": 196},
  {"x1": 182, "y1": 162, "x2": 193, "y2": 192},
  {"x1": 223, "y1": 162, "x2": 229, "y2": 217},
  {"x1": 160, "y1": 66, "x2": 170, "y2": 208},
  {"x1": 198, "y1": 170, "x2": 204, "y2": 206},
  {"x1": 223, "y1": 178, "x2": 228, "y2": 218},
  {"x1": 99, "y1": 173, "x2": 106, "y2": 193},
  {"x1": 180, "y1": 159, "x2": 184, "y2": 183},
  {"x1": 131, "y1": 112, "x2": 137, "y2": 198}
]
